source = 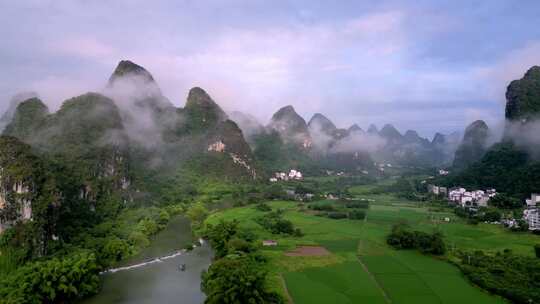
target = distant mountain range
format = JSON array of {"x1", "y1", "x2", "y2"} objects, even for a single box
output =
[{"x1": 230, "y1": 105, "x2": 461, "y2": 171}]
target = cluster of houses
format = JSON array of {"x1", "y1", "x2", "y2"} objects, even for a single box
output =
[
  {"x1": 448, "y1": 188, "x2": 497, "y2": 207},
  {"x1": 269, "y1": 169, "x2": 303, "y2": 182},
  {"x1": 428, "y1": 184, "x2": 540, "y2": 231},
  {"x1": 427, "y1": 185, "x2": 497, "y2": 208}
]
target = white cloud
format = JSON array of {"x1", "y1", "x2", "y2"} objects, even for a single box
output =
[{"x1": 51, "y1": 37, "x2": 117, "y2": 59}]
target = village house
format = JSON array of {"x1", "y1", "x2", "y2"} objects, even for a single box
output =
[
  {"x1": 325, "y1": 193, "x2": 338, "y2": 200},
  {"x1": 262, "y1": 240, "x2": 278, "y2": 246},
  {"x1": 526, "y1": 193, "x2": 540, "y2": 207},
  {"x1": 288, "y1": 169, "x2": 303, "y2": 180},
  {"x1": 438, "y1": 169, "x2": 450, "y2": 176},
  {"x1": 285, "y1": 189, "x2": 296, "y2": 198},
  {"x1": 271, "y1": 169, "x2": 303, "y2": 182},
  {"x1": 427, "y1": 184, "x2": 447, "y2": 196}
]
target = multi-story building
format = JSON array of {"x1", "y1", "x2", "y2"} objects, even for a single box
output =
[{"x1": 524, "y1": 207, "x2": 540, "y2": 230}]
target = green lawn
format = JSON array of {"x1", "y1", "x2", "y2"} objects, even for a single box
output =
[{"x1": 204, "y1": 186, "x2": 538, "y2": 303}]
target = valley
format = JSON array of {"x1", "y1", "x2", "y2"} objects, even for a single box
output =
[{"x1": 204, "y1": 177, "x2": 537, "y2": 303}]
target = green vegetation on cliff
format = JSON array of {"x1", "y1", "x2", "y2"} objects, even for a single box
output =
[{"x1": 506, "y1": 66, "x2": 540, "y2": 122}]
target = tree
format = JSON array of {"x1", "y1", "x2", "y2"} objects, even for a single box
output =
[
  {"x1": 348, "y1": 210, "x2": 366, "y2": 220},
  {"x1": 201, "y1": 255, "x2": 283, "y2": 304},
  {"x1": 490, "y1": 193, "x2": 522, "y2": 209},
  {"x1": 387, "y1": 223, "x2": 446, "y2": 255},
  {"x1": 186, "y1": 202, "x2": 209, "y2": 229},
  {"x1": 0, "y1": 252, "x2": 100, "y2": 303},
  {"x1": 482, "y1": 209, "x2": 502, "y2": 222},
  {"x1": 101, "y1": 237, "x2": 130, "y2": 265},
  {"x1": 204, "y1": 220, "x2": 239, "y2": 258}
]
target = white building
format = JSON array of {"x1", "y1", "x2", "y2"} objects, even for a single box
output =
[
  {"x1": 526, "y1": 193, "x2": 540, "y2": 207},
  {"x1": 273, "y1": 169, "x2": 303, "y2": 181},
  {"x1": 428, "y1": 185, "x2": 448, "y2": 196},
  {"x1": 439, "y1": 169, "x2": 450, "y2": 176},
  {"x1": 524, "y1": 207, "x2": 540, "y2": 230},
  {"x1": 448, "y1": 187, "x2": 495, "y2": 207},
  {"x1": 288, "y1": 169, "x2": 303, "y2": 180}
]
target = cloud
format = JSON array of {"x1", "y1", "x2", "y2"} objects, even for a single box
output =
[
  {"x1": 51, "y1": 37, "x2": 117, "y2": 60},
  {"x1": 1, "y1": 1, "x2": 540, "y2": 139},
  {"x1": 28, "y1": 75, "x2": 101, "y2": 111}
]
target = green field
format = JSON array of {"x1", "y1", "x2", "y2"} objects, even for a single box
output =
[
  {"x1": 204, "y1": 182, "x2": 539, "y2": 303},
  {"x1": 284, "y1": 262, "x2": 387, "y2": 304}
]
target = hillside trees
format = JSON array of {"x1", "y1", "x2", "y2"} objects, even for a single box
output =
[{"x1": 0, "y1": 251, "x2": 100, "y2": 303}]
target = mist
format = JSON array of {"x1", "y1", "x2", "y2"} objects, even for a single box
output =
[
  {"x1": 0, "y1": 91, "x2": 39, "y2": 132},
  {"x1": 504, "y1": 118, "x2": 540, "y2": 158},
  {"x1": 102, "y1": 74, "x2": 179, "y2": 149},
  {"x1": 331, "y1": 131, "x2": 387, "y2": 154}
]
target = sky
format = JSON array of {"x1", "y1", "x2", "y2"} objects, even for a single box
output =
[{"x1": 1, "y1": 0, "x2": 540, "y2": 138}]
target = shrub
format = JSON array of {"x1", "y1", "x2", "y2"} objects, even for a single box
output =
[
  {"x1": 326, "y1": 212, "x2": 348, "y2": 219},
  {"x1": 348, "y1": 210, "x2": 366, "y2": 220},
  {"x1": 510, "y1": 219, "x2": 529, "y2": 232},
  {"x1": 138, "y1": 218, "x2": 159, "y2": 235},
  {"x1": 158, "y1": 210, "x2": 170, "y2": 226},
  {"x1": 386, "y1": 223, "x2": 446, "y2": 255},
  {"x1": 256, "y1": 212, "x2": 297, "y2": 235},
  {"x1": 344, "y1": 200, "x2": 369, "y2": 209},
  {"x1": 309, "y1": 203, "x2": 335, "y2": 211}
]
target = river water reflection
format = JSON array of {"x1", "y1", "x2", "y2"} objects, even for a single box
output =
[{"x1": 81, "y1": 216, "x2": 212, "y2": 304}]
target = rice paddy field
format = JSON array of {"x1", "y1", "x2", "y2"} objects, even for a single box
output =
[{"x1": 204, "y1": 181, "x2": 539, "y2": 304}]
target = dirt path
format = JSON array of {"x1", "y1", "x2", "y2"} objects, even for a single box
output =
[
  {"x1": 279, "y1": 274, "x2": 295, "y2": 304},
  {"x1": 284, "y1": 245, "x2": 330, "y2": 256},
  {"x1": 357, "y1": 256, "x2": 392, "y2": 304}
]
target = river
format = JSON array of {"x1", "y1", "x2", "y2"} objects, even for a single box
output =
[{"x1": 81, "y1": 216, "x2": 212, "y2": 304}]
